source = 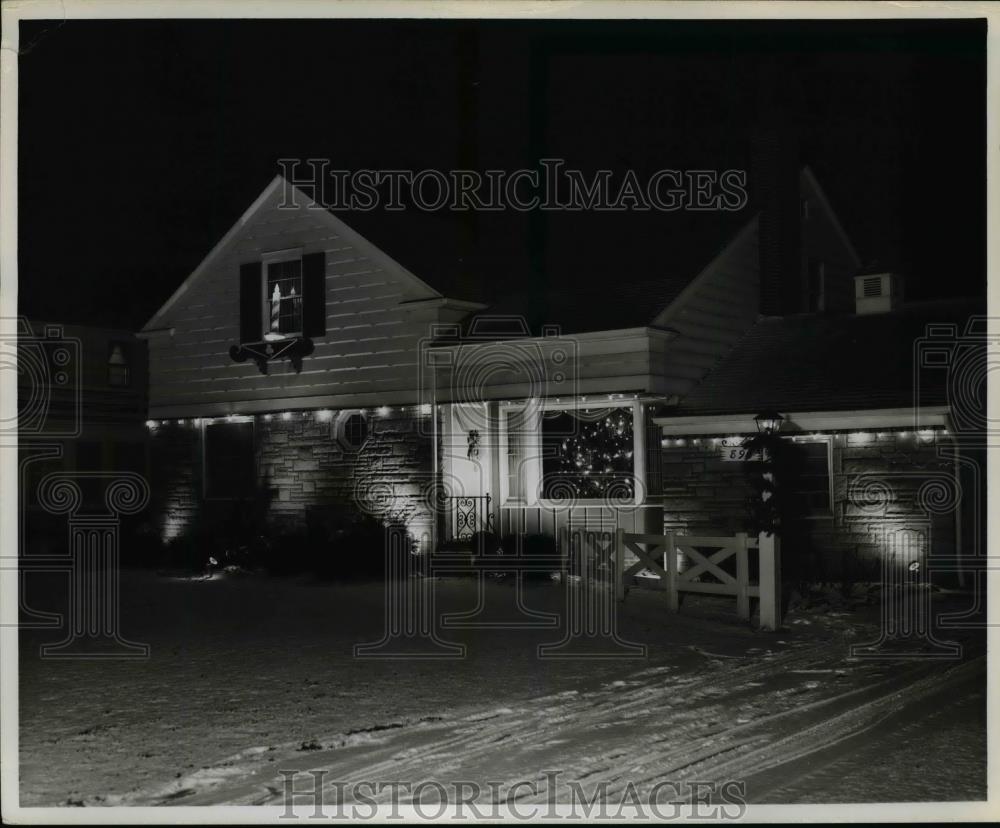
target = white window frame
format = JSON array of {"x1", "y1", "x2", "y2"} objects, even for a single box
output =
[
  {"x1": 498, "y1": 406, "x2": 539, "y2": 506},
  {"x1": 499, "y1": 399, "x2": 646, "y2": 507},
  {"x1": 107, "y1": 341, "x2": 130, "y2": 388},
  {"x1": 785, "y1": 434, "x2": 834, "y2": 518},
  {"x1": 335, "y1": 409, "x2": 369, "y2": 452},
  {"x1": 261, "y1": 248, "x2": 304, "y2": 340}
]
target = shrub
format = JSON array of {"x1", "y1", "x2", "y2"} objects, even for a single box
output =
[
  {"x1": 261, "y1": 531, "x2": 311, "y2": 576},
  {"x1": 523, "y1": 533, "x2": 558, "y2": 558},
  {"x1": 155, "y1": 500, "x2": 270, "y2": 574},
  {"x1": 839, "y1": 545, "x2": 880, "y2": 597},
  {"x1": 147, "y1": 500, "x2": 421, "y2": 581},
  {"x1": 308, "y1": 514, "x2": 416, "y2": 581},
  {"x1": 469, "y1": 531, "x2": 502, "y2": 557},
  {"x1": 521, "y1": 533, "x2": 560, "y2": 581},
  {"x1": 499, "y1": 534, "x2": 520, "y2": 556},
  {"x1": 497, "y1": 533, "x2": 559, "y2": 560}
]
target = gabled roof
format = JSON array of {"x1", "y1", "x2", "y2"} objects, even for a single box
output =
[
  {"x1": 458, "y1": 275, "x2": 704, "y2": 337},
  {"x1": 142, "y1": 176, "x2": 449, "y2": 332},
  {"x1": 667, "y1": 297, "x2": 985, "y2": 416},
  {"x1": 455, "y1": 165, "x2": 857, "y2": 338},
  {"x1": 144, "y1": 165, "x2": 858, "y2": 340},
  {"x1": 458, "y1": 210, "x2": 753, "y2": 337},
  {"x1": 801, "y1": 165, "x2": 862, "y2": 270}
]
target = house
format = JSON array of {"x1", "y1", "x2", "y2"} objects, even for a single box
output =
[
  {"x1": 654, "y1": 286, "x2": 985, "y2": 586},
  {"x1": 17, "y1": 319, "x2": 148, "y2": 546},
  {"x1": 140, "y1": 163, "x2": 867, "y2": 559}
]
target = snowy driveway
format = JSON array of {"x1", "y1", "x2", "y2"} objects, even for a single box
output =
[{"x1": 18, "y1": 571, "x2": 985, "y2": 806}]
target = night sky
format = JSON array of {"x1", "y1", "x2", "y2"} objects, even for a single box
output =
[{"x1": 17, "y1": 17, "x2": 986, "y2": 330}]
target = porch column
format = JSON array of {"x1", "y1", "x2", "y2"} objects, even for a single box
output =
[
  {"x1": 636, "y1": 401, "x2": 664, "y2": 536},
  {"x1": 487, "y1": 400, "x2": 502, "y2": 535}
]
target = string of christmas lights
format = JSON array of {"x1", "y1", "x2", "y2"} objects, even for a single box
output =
[
  {"x1": 145, "y1": 403, "x2": 435, "y2": 428},
  {"x1": 660, "y1": 427, "x2": 948, "y2": 447},
  {"x1": 145, "y1": 392, "x2": 658, "y2": 428}
]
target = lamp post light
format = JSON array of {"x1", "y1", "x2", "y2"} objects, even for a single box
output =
[{"x1": 754, "y1": 410, "x2": 784, "y2": 435}]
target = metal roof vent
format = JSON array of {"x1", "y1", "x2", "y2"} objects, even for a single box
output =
[{"x1": 854, "y1": 272, "x2": 903, "y2": 315}]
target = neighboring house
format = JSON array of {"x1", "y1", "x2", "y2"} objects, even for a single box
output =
[
  {"x1": 17, "y1": 319, "x2": 148, "y2": 545},
  {"x1": 141, "y1": 164, "x2": 862, "y2": 556},
  {"x1": 654, "y1": 287, "x2": 985, "y2": 584}
]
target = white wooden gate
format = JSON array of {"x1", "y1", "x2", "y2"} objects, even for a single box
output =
[{"x1": 615, "y1": 529, "x2": 782, "y2": 631}]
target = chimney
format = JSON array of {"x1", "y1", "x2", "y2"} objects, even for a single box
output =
[
  {"x1": 751, "y1": 128, "x2": 802, "y2": 316},
  {"x1": 854, "y1": 272, "x2": 904, "y2": 315}
]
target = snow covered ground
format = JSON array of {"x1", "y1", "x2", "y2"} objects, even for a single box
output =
[{"x1": 18, "y1": 570, "x2": 986, "y2": 807}]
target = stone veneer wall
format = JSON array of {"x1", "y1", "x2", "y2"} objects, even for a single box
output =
[
  {"x1": 661, "y1": 431, "x2": 960, "y2": 583},
  {"x1": 149, "y1": 421, "x2": 201, "y2": 542},
  {"x1": 149, "y1": 408, "x2": 436, "y2": 549}
]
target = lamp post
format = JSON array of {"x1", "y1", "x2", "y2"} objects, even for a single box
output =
[
  {"x1": 751, "y1": 410, "x2": 784, "y2": 630},
  {"x1": 746, "y1": 410, "x2": 783, "y2": 535}
]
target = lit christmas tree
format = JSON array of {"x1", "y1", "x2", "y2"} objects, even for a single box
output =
[{"x1": 543, "y1": 409, "x2": 635, "y2": 499}]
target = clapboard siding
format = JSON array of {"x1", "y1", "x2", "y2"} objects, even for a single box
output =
[
  {"x1": 145, "y1": 180, "x2": 444, "y2": 416},
  {"x1": 653, "y1": 171, "x2": 859, "y2": 401},
  {"x1": 655, "y1": 218, "x2": 761, "y2": 398},
  {"x1": 433, "y1": 330, "x2": 666, "y2": 403}
]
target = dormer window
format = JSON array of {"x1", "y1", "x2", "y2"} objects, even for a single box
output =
[
  {"x1": 107, "y1": 342, "x2": 130, "y2": 387},
  {"x1": 236, "y1": 250, "x2": 326, "y2": 350},
  {"x1": 229, "y1": 249, "x2": 326, "y2": 374},
  {"x1": 264, "y1": 255, "x2": 303, "y2": 339}
]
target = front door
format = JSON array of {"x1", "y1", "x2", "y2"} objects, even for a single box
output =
[{"x1": 441, "y1": 403, "x2": 495, "y2": 540}]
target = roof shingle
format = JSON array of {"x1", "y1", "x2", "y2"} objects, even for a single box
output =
[{"x1": 671, "y1": 298, "x2": 985, "y2": 416}]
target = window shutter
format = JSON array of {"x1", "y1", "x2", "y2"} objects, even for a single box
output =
[
  {"x1": 239, "y1": 261, "x2": 263, "y2": 343},
  {"x1": 302, "y1": 252, "x2": 326, "y2": 338}
]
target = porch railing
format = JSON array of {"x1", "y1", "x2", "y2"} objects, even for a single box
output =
[
  {"x1": 449, "y1": 495, "x2": 495, "y2": 539},
  {"x1": 499, "y1": 504, "x2": 651, "y2": 545}
]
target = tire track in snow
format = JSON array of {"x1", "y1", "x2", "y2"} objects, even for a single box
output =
[
  {"x1": 122, "y1": 633, "x2": 961, "y2": 806},
  {"x1": 137, "y1": 642, "x2": 820, "y2": 804}
]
